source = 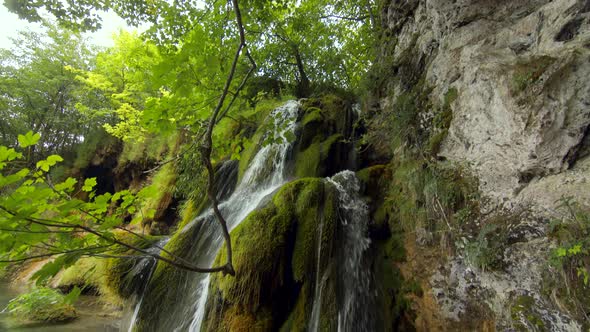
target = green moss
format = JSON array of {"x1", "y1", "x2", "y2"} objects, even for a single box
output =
[
  {"x1": 294, "y1": 134, "x2": 343, "y2": 178},
  {"x1": 374, "y1": 233, "x2": 409, "y2": 330},
  {"x1": 6, "y1": 287, "x2": 77, "y2": 323},
  {"x1": 55, "y1": 232, "x2": 159, "y2": 306},
  {"x1": 202, "y1": 178, "x2": 340, "y2": 331},
  {"x1": 444, "y1": 87, "x2": 458, "y2": 106},
  {"x1": 427, "y1": 129, "x2": 448, "y2": 156},
  {"x1": 357, "y1": 165, "x2": 392, "y2": 235},
  {"x1": 55, "y1": 258, "x2": 121, "y2": 305},
  {"x1": 279, "y1": 284, "x2": 310, "y2": 332},
  {"x1": 73, "y1": 128, "x2": 119, "y2": 170},
  {"x1": 427, "y1": 87, "x2": 457, "y2": 156},
  {"x1": 388, "y1": 155, "x2": 479, "y2": 240},
  {"x1": 130, "y1": 162, "x2": 177, "y2": 230},
  {"x1": 301, "y1": 107, "x2": 323, "y2": 126},
  {"x1": 119, "y1": 132, "x2": 178, "y2": 165},
  {"x1": 357, "y1": 165, "x2": 388, "y2": 197},
  {"x1": 511, "y1": 56, "x2": 556, "y2": 94},
  {"x1": 212, "y1": 202, "x2": 293, "y2": 309},
  {"x1": 511, "y1": 295, "x2": 545, "y2": 331},
  {"x1": 175, "y1": 198, "x2": 198, "y2": 230}
]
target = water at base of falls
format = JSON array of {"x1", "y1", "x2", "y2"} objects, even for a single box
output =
[{"x1": 131, "y1": 100, "x2": 300, "y2": 332}]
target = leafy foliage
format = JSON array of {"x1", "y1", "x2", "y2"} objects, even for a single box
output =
[
  {"x1": 0, "y1": 24, "x2": 98, "y2": 159},
  {"x1": 0, "y1": 135, "x2": 165, "y2": 282},
  {"x1": 550, "y1": 198, "x2": 590, "y2": 286}
]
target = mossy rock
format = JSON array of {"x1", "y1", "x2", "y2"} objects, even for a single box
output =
[
  {"x1": 373, "y1": 230, "x2": 415, "y2": 331},
  {"x1": 53, "y1": 232, "x2": 160, "y2": 306},
  {"x1": 6, "y1": 288, "x2": 77, "y2": 323},
  {"x1": 298, "y1": 95, "x2": 354, "y2": 147},
  {"x1": 298, "y1": 107, "x2": 324, "y2": 150},
  {"x1": 510, "y1": 295, "x2": 546, "y2": 331},
  {"x1": 294, "y1": 133, "x2": 349, "y2": 178},
  {"x1": 202, "y1": 178, "x2": 341, "y2": 331},
  {"x1": 104, "y1": 237, "x2": 161, "y2": 299},
  {"x1": 357, "y1": 165, "x2": 392, "y2": 238}
]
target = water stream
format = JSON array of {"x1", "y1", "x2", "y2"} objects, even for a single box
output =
[
  {"x1": 133, "y1": 100, "x2": 300, "y2": 331},
  {"x1": 329, "y1": 171, "x2": 374, "y2": 332},
  {"x1": 123, "y1": 238, "x2": 170, "y2": 331},
  {"x1": 132, "y1": 101, "x2": 376, "y2": 331}
]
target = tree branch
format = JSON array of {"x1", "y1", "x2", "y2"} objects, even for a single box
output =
[
  {"x1": 199, "y1": 0, "x2": 256, "y2": 277},
  {"x1": 0, "y1": 205, "x2": 228, "y2": 273},
  {"x1": 0, "y1": 245, "x2": 113, "y2": 263}
]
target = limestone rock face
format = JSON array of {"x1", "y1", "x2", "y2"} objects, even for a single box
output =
[
  {"x1": 385, "y1": 0, "x2": 590, "y2": 208},
  {"x1": 379, "y1": 0, "x2": 590, "y2": 329}
]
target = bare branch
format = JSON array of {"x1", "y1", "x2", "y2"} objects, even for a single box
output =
[{"x1": 199, "y1": 0, "x2": 257, "y2": 276}]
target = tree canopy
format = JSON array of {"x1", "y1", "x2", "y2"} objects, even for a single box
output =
[{"x1": 0, "y1": 0, "x2": 376, "y2": 279}]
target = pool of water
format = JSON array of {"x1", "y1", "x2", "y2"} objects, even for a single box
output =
[{"x1": 0, "y1": 282, "x2": 120, "y2": 332}]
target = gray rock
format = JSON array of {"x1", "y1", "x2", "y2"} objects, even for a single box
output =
[{"x1": 380, "y1": 0, "x2": 590, "y2": 329}]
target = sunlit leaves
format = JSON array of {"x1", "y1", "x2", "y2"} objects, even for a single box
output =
[
  {"x1": 75, "y1": 31, "x2": 162, "y2": 141},
  {"x1": 82, "y1": 178, "x2": 97, "y2": 192},
  {"x1": 36, "y1": 155, "x2": 64, "y2": 172},
  {"x1": 0, "y1": 138, "x2": 156, "y2": 282},
  {"x1": 54, "y1": 178, "x2": 78, "y2": 192},
  {"x1": 17, "y1": 131, "x2": 41, "y2": 148},
  {"x1": 32, "y1": 253, "x2": 83, "y2": 285}
]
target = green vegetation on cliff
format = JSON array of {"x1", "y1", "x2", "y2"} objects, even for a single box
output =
[{"x1": 201, "y1": 178, "x2": 339, "y2": 331}]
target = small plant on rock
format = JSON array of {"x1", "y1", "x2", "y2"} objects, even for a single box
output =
[{"x1": 6, "y1": 287, "x2": 80, "y2": 323}]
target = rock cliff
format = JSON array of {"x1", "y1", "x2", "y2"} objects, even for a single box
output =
[{"x1": 374, "y1": 0, "x2": 590, "y2": 329}]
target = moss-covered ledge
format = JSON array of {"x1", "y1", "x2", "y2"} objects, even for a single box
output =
[{"x1": 201, "y1": 178, "x2": 340, "y2": 331}]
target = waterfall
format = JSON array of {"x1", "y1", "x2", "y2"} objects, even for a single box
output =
[
  {"x1": 328, "y1": 170, "x2": 374, "y2": 332},
  {"x1": 121, "y1": 238, "x2": 169, "y2": 332},
  {"x1": 132, "y1": 100, "x2": 299, "y2": 331},
  {"x1": 308, "y1": 216, "x2": 326, "y2": 332}
]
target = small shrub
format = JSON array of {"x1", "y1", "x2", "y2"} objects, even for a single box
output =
[
  {"x1": 6, "y1": 287, "x2": 78, "y2": 322},
  {"x1": 547, "y1": 197, "x2": 590, "y2": 324},
  {"x1": 464, "y1": 223, "x2": 506, "y2": 271},
  {"x1": 510, "y1": 56, "x2": 555, "y2": 94},
  {"x1": 550, "y1": 198, "x2": 590, "y2": 284}
]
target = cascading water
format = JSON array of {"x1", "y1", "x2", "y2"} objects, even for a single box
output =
[
  {"x1": 131, "y1": 100, "x2": 300, "y2": 331},
  {"x1": 310, "y1": 170, "x2": 374, "y2": 332},
  {"x1": 120, "y1": 238, "x2": 170, "y2": 332}
]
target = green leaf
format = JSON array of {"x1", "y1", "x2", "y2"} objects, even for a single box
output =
[
  {"x1": 36, "y1": 154, "x2": 64, "y2": 172},
  {"x1": 577, "y1": 267, "x2": 589, "y2": 285},
  {"x1": 99, "y1": 216, "x2": 122, "y2": 230},
  {"x1": 146, "y1": 208, "x2": 156, "y2": 219},
  {"x1": 32, "y1": 253, "x2": 81, "y2": 285},
  {"x1": 64, "y1": 286, "x2": 81, "y2": 304},
  {"x1": 568, "y1": 244, "x2": 582, "y2": 256},
  {"x1": 17, "y1": 131, "x2": 41, "y2": 148},
  {"x1": 47, "y1": 155, "x2": 64, "y2": 164},
  {"x1": 556, "y1": 247, "x2": 567, "y2": 257},
  {"x1": 55, "y1": 178, "x2": 78, "y2": 191},
  {"x1": 82, "y1": 178, "x2": 97, "y2": 192}
]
